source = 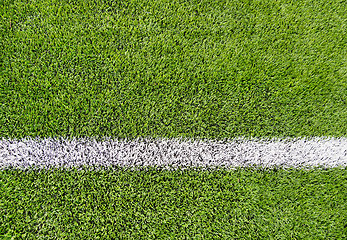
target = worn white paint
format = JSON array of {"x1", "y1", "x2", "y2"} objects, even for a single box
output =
[{"x1": 0, "y1": 136, "x2": 346, "y2": 170}]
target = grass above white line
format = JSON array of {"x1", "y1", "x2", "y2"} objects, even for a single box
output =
[{"x1": 0, "y1": 136, "x2": 346, "y2": 171}]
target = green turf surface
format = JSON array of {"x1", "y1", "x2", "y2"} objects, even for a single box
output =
[
  {"x1": 1, "y1": 167, "x2": 346, "y2": 239},
  {"x1": 1, "y1": 0, "x2": 346, "y2": 140},
  {"x1": 1, "y1": 0, "x2": 346, "y2": 238}
]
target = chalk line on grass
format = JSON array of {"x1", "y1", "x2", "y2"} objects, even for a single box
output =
[{"x1": 0, "y1": 137, "x2": 346, "y2": 170}]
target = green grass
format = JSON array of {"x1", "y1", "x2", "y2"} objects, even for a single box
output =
[
  {"x1": 1, "y1": 0, "x2": 346, "y2": 140},
  {"x1": 1, "y1": 167, "x2": 346, "y2": 239},
  {"x1": 1, "y1": 0, "x2": 346, "y2": 238}
]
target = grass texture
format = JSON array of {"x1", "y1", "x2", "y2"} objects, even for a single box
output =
[
  {"x1": 1, "y1": 0, "x2": 346, "y2": 238},
  {"x1": 1, "y1": 167, "x2": 347, "y2": 239},
  {"x1": 1, "y1": 0, "x2": 346, "y2": 140}
]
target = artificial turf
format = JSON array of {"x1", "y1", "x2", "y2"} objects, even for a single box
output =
[
  {"x1": 1, "y1": 0, "x2": 346, "y2": 140},
  {"x1": 1, "y1": 0, "x2": 346, "y2": 238},
  {"x1": 1, "y1": 167, "x2": 346, "y2": 239}
]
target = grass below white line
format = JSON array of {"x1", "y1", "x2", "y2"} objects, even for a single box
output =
[{"x1": 0, "y1": 137, "x2": 346, "y2": 171}]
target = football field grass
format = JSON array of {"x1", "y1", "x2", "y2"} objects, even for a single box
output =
[{"x1": 1, "y1": 0, "x2": 346, "y2": 238}]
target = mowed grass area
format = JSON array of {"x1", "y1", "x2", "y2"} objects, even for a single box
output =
[
  {"x1": 1, "y1": 167, "x2": 347, "y2": 239},
  {"x1": 1, "y1": 0, "x2": 346, "y2": 238}
]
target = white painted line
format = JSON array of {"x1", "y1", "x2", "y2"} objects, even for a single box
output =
[{"x1": 0, "y1": 137, "x2": 346, "y2": 170}]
